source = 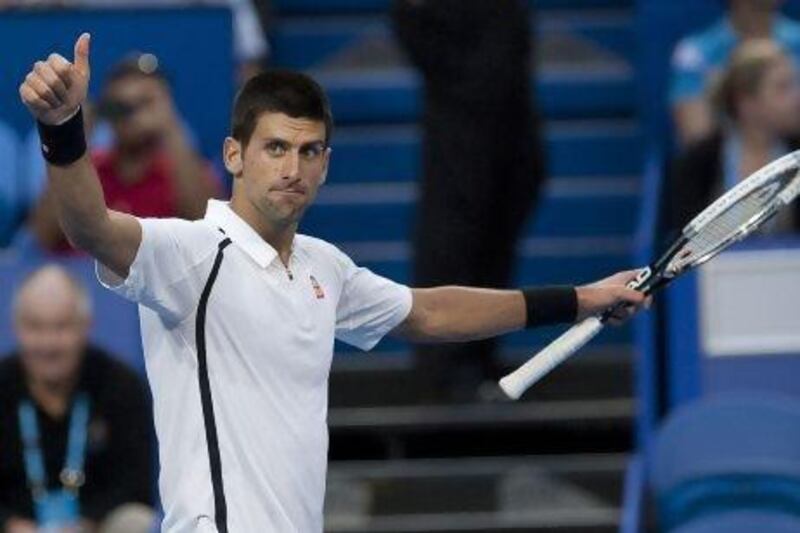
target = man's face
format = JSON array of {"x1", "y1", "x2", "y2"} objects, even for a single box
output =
[
  {"x1": 103, "y1": 75, "x2": 172, "y2": 148},
  {"x1": 225, "y1": 112, "x2": 330, "y2": 227},
  {"x1": 14, "y1": 280, "x2": 89, "y2": 387}
]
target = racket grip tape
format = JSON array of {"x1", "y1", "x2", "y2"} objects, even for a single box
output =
[{"x1": 498, "y1": 316, "x2": 604, "y2": 400}]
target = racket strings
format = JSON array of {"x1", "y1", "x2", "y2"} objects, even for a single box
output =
[{"x1": 669, "y1": 183, "x2": 782, "y2": 272}]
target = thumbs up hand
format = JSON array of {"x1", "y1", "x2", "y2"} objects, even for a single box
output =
[{"x1": 19, "y1": 33, "x2": 92, "y2": 125}]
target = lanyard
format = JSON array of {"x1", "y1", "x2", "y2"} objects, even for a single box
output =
[{"x1": 17, "y1": 393, "x2": 90, "y2": 498}]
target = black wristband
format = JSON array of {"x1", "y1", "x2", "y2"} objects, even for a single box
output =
[
  {"x1": 36, "y1": 108, "x2": 87, "y2": 166},
  {"x1": 522, "y1": 285, "x2": 578, "y2": 327}
]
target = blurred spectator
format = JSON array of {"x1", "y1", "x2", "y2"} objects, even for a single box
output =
[
  {"x1": 0, "y1": 121, "x2": 21, "y2": 248},
  {"x1": 669, "y1": 39, "x2": 800, "y2": 234},
  {"x1": 15, "y1": 103, "x2": 103, "y2": 254},
  {"x1": 670, "y1": 0, "x2": 800, "y2": 145},
  {"x1": 19, "y1": 103, "x2": 196, "y2": 249},
  {"x1": 28, "y1": 55, "x2": 220, "y2": 253},
  {"x1": 0, "y1": 265, "x2": 154, "y2": 532},
  {"x1": 392, "y1": 0, "x2": 545, "y2": 402}
]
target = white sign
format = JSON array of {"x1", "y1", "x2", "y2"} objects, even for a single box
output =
[{"x1": 699, "y1": 248, "x2": 800, "y2": 357}]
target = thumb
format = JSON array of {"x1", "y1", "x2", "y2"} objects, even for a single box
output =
[{"x1": 73, "y1": 32, "x2": 91, "y2": 78}]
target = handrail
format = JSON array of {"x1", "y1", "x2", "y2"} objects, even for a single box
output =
[
  {"x1": 620, "y1": 454, "x2": 645, "y2": 533},
  {"x1": 622, "y1": 144, "x2": 665, "y2": 533},
  {"x1": 634, "y1": 143, "x2": 664, "y2": 266}
]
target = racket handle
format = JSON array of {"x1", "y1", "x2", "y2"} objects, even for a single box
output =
[{"x1": 498, "y1": 316, "x2": 604, "y2": 400}]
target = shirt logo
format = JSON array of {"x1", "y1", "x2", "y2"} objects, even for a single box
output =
[{"x1": 310, "y1": 275, "x2": 325, "y2": 299}]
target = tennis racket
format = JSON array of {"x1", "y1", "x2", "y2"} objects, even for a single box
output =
[{"x1": 499, "y1": 149, "x2": 800, "y2": 400}]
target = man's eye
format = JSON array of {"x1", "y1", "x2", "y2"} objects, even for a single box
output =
[
  {"x1": 301, "y1": 146, "x2": 323, "y2": 159},
  {"x1": 266, "y1": 143, "x2": 287, "y2": 156}
]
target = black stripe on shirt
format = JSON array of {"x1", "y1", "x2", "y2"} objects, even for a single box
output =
[{"x1": 196, "y1": 237, "x2": 232, "y2": 533}]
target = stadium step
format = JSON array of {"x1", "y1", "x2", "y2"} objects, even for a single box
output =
[
  {"x1": 328, "y1": 349, "x2": 634, "y2": 459},
  {"x1": 326, "y1": 120, "x2": 642, "y2": 183},
  {"x1": 328, "y1": 397, "x2": 633, "y2": 460},
  {"x1": 272, "y1": 9, "x2": 634, "y2": 121},
  {"x1": 327, "y1": 515, "x2": 617, "y2": 533},
  {"x1": 273, "y1": 10, "x2": 634, "y2": 68},
  {"x1": 305, "y1": 177, "x2": 639, "y2": 241},
  {"x1": 325, "y1": 454, "x2": 625, "y2": 532},
  {"x1": 273, "y1": 0, "x2": 633, "y2": 16},
  {"x1": 329, "y1": 349, "x2": 633, "y2": 407},
  {"x1": 326, "y1": 353, "x2": 634, "y2": 530},
  {"x1": 316, "y1": 67, "x2": 633, "y2": 124},
  {"x1": 336, "y1": 236, "x2": 634, "y2": 283},
  {"x1": 342, "y1": 241, "x2": 632, "y2": 283},
  {"x1": 327, "y1": 511, "x2": 618, "y2": 533}
]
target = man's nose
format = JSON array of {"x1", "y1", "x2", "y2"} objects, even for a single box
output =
[{"x1": 282, "y1": 151, "x2": 300, "y2": 179}]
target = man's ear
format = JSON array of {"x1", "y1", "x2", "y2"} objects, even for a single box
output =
[
  {"x1": 223, "y1": 137, "x2": 244, "y2": 177},
  {"x1": 320, "y1": 147, "x2": 332, "y2": 185}
]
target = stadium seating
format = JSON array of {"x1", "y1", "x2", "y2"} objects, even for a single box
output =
[
  {"x1": 651, "y1": 394, "x2": 800, "y2": 532},
  {"x1": 672, "y1": 511, "x2": 800, "y2": 533}
]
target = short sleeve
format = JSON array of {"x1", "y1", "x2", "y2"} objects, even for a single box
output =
[
  {"x1": 334, "y1": 253, "x2": 413, "y2": 351},
  {"x1": 670, "y1": 39, "x2": 707, "y2": 104},
  {"x1": 96, "y1": 217, "x2": 218, "y2": 324}
]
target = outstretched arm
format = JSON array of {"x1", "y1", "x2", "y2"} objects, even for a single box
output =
[
  {"x1": 392, "y1": 271, "x2": 648, "y2": 343},
  {"x1": 19, "y1": 33, "x2": 141, "y2": 277},
  {"x1": 393, "y1": 287, "x2": 526, "y2": 343}
]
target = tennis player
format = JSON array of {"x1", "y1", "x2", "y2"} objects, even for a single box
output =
[{"x1": 19, "y1": 34, "x2": 647, "y2": 532}]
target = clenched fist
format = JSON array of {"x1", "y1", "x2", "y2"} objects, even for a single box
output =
[
  {"x1": 575, "y1": 270, "x2": 651, "y2": 325},
  {"x1": 19, "y1": 33, "x2": 91, "y2": 126}
]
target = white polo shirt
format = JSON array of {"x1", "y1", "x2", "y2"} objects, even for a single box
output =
[{"x1": 97, "y1": 200, "x2": 412, "y2": 533}]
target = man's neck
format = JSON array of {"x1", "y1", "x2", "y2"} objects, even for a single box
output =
[
  {"x1": 27, "y1": 376, "x2": 76, "y2": 419},
  {"x1": 229, "y1": 196, "x2": 297, "y2": 265},
  {"x1": 730, "y1": 4, "x2": 776, "y2": 39}
]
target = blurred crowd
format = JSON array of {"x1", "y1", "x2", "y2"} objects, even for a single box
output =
[
  {"x1": 0, "y1": 0, "x2": 269, "y2": 253},
  {"x1": 0, "y1": 266, "x2": 154, "y2": 533},
  {"x1": 0, "y1": 2, "x2": 267, "y2": 531},
  {"x1": 667, "y1": 0, "x2": 800, "y2": 233}
]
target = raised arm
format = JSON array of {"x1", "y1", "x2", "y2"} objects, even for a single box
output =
[
  {"x1": 393, "y1": 271, "x2": 648, "y2": 343},
  {"x1": 18, "y1": 33, "x2": 141, "y2": 277}
]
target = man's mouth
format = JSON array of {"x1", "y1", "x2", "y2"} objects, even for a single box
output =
[{"x1": 272, "y1": 186, "x2": 307, "y2": 196}]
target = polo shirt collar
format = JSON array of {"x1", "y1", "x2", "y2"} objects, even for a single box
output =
[{"x1": 204, "y1": 200, "x2": 284, "y2": 269}]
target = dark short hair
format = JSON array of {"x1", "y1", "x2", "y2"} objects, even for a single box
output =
[
  {"x1": 231, "y1": 70, "x2": 333, "y2": 148},
  {"x1": 104, "y1": 53, "x2": 170, "y2": 89}
]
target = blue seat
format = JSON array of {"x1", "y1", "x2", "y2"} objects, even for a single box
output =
[
  {"x1": 651, "y1": 393, "x2": 800, "y2": 531},
  {"x1": 672, "y1": 510, "x2": 800, "y2": 533}
]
